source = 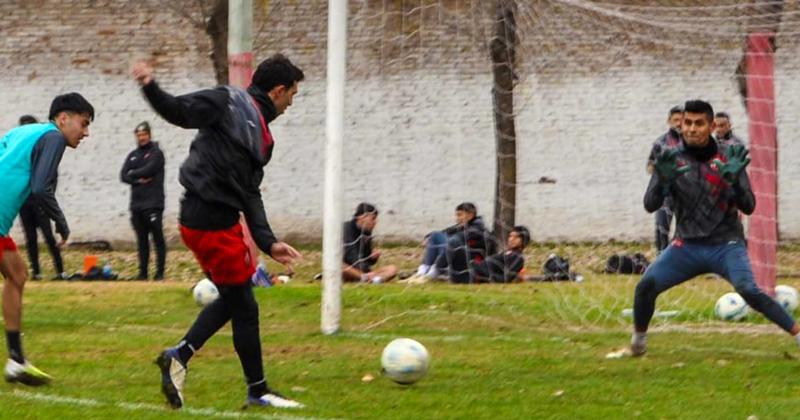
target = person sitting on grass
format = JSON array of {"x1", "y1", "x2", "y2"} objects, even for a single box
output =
[
  {"x1": 410, "y1": 202, "x2": 495, "y2": 284},
  {"x1": 342, "y1": 203, "x2": 398, "y2": 283},
  {"x1": 471, "y1": 226, "x2": 530, "y2": 283}
]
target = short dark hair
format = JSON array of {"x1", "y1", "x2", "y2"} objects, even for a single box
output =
[
  {"x1": 18, "y1": 115, "x2": 38, "y2": 125},
  {"x1": 134, "y1": 121, "x2": 151, "y2": 133},
  {"x1": 511, "y1": 225, "x2": 531, "y2": 248},
  {"x1": 354, "y1": 202, "x2": 378, "y2": 218},
  {"x1": 668, "y1": 106, "x2": 683, "y2": 117},
  {"x1": 683, "y1": 100, "x2": 714, "y2": 123},
  {"x1": 48, "y1": 93, "x2": 95, "y2": 121},
  {"x1": 715, "y1": 112, "x2": 730, "y2": 120},
  {"x1": 250, "y1": 54, "x2": 305, "y2": 93},
  {"x1": 455, "y1": 202, "x2": 477, "y2": 214}
]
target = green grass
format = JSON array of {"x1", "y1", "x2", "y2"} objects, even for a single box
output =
[{"x1": 3, "y1": 247, "x2": 800, "y2": 419}]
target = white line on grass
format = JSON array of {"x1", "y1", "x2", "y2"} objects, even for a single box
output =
[{"x1": 3, "y1": 389, "x2": 333, "y2": 420}]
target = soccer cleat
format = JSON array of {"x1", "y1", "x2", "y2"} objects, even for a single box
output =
[
  {"x1": 630, "y1": 341, "x2": 647, "y2": 357},
  {"x1": 4, "y1": 359, "x2": 52, "y2": 386},
  {"x1": 246, "y1": 390, "x2": 305, "y2": 409},
  {"x1": 155, "y1": 348, "x2": 186, "y2": 409}
]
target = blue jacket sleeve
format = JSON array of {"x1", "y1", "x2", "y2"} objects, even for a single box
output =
[{"x1": 29, "y1": 131, "x2": 69, "y2": 239}]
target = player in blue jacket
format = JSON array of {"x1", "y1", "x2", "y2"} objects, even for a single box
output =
[{"x1": 0, "y1": 93, "x2": 94, "y2": 386}]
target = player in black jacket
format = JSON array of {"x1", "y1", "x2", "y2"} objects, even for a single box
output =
[
  {"x1": 133, "y1": 54, "x2": 305, "y2": 410},
  {"x1": 120, "y1": 121, "x2": 166, "y2": 280}
]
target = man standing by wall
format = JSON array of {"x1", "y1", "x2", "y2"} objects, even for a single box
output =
[{"x1": 120, "y1": 122, "x2": 166, "y2": 280}]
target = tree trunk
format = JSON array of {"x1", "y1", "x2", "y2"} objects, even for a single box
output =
[
  {"x1": 490, "y1": 0, "x2": 519, "y2": 246},
  {"x1": 206, "y1": 0, "x2": 229, "y2": 85}
]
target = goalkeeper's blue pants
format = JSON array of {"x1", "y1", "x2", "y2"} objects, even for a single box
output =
[{"x1": 633, "y1": 239, "x2": 795, "y2": 333}]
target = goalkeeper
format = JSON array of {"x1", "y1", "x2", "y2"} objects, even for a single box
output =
[{"x1": 627, "y1": 99, "x2": 800, "y2": 357}]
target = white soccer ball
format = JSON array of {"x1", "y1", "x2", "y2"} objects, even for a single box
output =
[
  {"x1": 193, "y1": 278, "x2": 219, "y2": 306},
  {"x1": 715, "y1": 292, "x2": 749, "y2": 321},
  {"x1": 381, "y1": 338, "x2": 430, "y2": 385},
  {"x1": 775, "y1": 285, "x2": 799, "y2": 312}
]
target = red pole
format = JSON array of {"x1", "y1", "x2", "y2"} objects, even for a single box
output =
[{"x1": 746, "y1": 32, "x2": 778, "y2": 295}]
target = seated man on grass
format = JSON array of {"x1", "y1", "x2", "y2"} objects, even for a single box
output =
[
  {"x1": 471, "y1": 226, "x2": 530, "y2": 283},
  {"x1": 410, "y1": 202, "x2": 496, "y2": 284},
  {"x1": 342, "y1": 203, "x2": 397, "y2": 283}
]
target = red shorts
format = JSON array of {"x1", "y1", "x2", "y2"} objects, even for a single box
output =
[
  {"x1": 0, "y1": 236, "x2": 18, "y2": 262},
  {"x1": 180, "y1": 223, "x2": 256, "y2": 286}
]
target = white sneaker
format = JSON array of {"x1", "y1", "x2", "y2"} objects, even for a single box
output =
[
  {"x1": 247, "y1": 391, "x2": 304, "y2": 409},
  {"x1": 4, "y1": 359, "x2": 52, "y2": 386}
]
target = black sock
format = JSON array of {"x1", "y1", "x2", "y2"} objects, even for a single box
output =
[
  {"x1": 6, "y1": 330, "x2": 24, "y2": 363},
  {"x1": 175, "y1": 340, "x2": 195, "y2": 365},
  {"x1": 248, "y1": 379, "x2": 268, "y2": 398}
]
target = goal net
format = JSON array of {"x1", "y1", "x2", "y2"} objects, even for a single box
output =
[{"x1": 252, "y1": 0, "x2": 800, "y2": 332}]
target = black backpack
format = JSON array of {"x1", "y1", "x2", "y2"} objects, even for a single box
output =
[
  {"x1": 605, "y1": 253, "x2": 650, "y2": 275},
  {"x1": 543, "y1": 254, "x2": 571, "y2": 281}
]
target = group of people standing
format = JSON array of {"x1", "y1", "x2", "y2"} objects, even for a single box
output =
[
  {"x1": 11, "y1": 117, "x2": 167, "y2": 281},
  {"x1": 1, "y1": 54, "x2": 307, "y2": 409}
]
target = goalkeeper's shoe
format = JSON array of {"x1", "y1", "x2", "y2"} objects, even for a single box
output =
[
  {"x1": 4, "y1": 359, "x2": 52, "y2": 386},
  {"x1": 156, "y1": 348, "x2": 187, "y2": 409},
  {"x1": 246, "y1": 389, "x2": 305, "y2": 409}
]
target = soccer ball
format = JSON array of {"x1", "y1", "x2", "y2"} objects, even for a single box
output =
[
  {"x1": 381, "y1": 338, "x2": 430, "y2": 385},
  {"x1": 193, "y1": 278, "x2": 219, "y2": 306},
  {"x1": 715, "y1": 292, "x2": 749, "y2": 321},
  {"x1": 775, "y1": 285, "x2": 799, "y2": 312}
]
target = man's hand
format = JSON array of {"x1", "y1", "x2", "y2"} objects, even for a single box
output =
[
  {"x1": 654, "y1": 148, "x2": 690, "y2": 184},
  {"x1": 132, "y1": 61, "x2": 154, "y2": 86},
  {"x1": 57, "y1": 233, "x2": 68, "y2": 249},
  {"x1": 713, "y1": 144, "x2": 750, "y2": 185},
  {"x1": 270, "y1": 242, "x2": 302, "y2": 266},
  {"x1": 369, "y1": 250, "x2": 381, "y2": 261},
  {"x1": 138, "y1": 177, "x2": 152, "y2": 184}
]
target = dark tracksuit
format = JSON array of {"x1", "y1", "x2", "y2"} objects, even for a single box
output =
[
  {"x1": 647, "y1": 128, "x2": 681, "y2": 253},
  {"x1": 141, "y1": 79, "x2": 280, "y2": 397},
  {"x1": 120, "y1": 141, "x2": 166, "y2": 279},
  {"x1": 432, "y1": 216, "x2": 496, "y2": 284},
  {"x1": 17, "y1": 131, "x2": 71, "y2": 277},
  {"x1": 635, "y1": 137, "x2": 795, "y2": 333},
  {"x1": 19, "y1": 198, "x2": 63, "y2": 277},
  {"x1": 470, "y1": 249, "x2": 525, "y2": 283},
  {"x1": 343, "y1": 219, "x2": 377, "y2": 273},
  {"x1": 716, "y1": 131, "x2": 745, "y2": 147}
]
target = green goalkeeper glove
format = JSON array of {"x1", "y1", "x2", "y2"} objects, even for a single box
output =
[
  {"x1": 713, "y1": 144, "x2": 750, "y2": 185},
  {"x1": 654, "y1": 148, "x2": 690, "y2": 184}
]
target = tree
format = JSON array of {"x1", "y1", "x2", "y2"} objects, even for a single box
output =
[
  {"x1": 166, "y1": 0, "x2": 229, "y2": 85},
  {"x1": 490, "y1": 0, "x2": 519, "y2": 245}
]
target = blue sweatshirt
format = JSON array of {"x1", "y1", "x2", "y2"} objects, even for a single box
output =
[{"x1": 0, "y1": 122, "x2": 69, "y2": 237}]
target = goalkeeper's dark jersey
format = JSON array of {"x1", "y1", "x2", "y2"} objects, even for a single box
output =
[{"x1": 644, "y1": 137, "x2": 755, "y2": 244}]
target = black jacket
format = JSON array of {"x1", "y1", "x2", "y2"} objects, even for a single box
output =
[
  {"x1": 343, "y1": 219, "x2": 377, "y2": 272},
  {"x1": 141, "y1": 81, "x2": 279, "y2": 255},
  {"x1": 442, "y1": 216, "x2": 496, "y2": 263},
  {"x1": 471, "y1": 249, "x2": 525, "y2": 283},
  {"x1": 644, "y1": 138, "x2": 755, "y2": 244},
  {"x1": 120, "y1": 141, "x2": 165, "y2": 211}
]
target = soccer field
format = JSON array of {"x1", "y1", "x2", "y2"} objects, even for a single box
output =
[{"x1": 2, "y1": 247, "x2": 800, "y2": 419}]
